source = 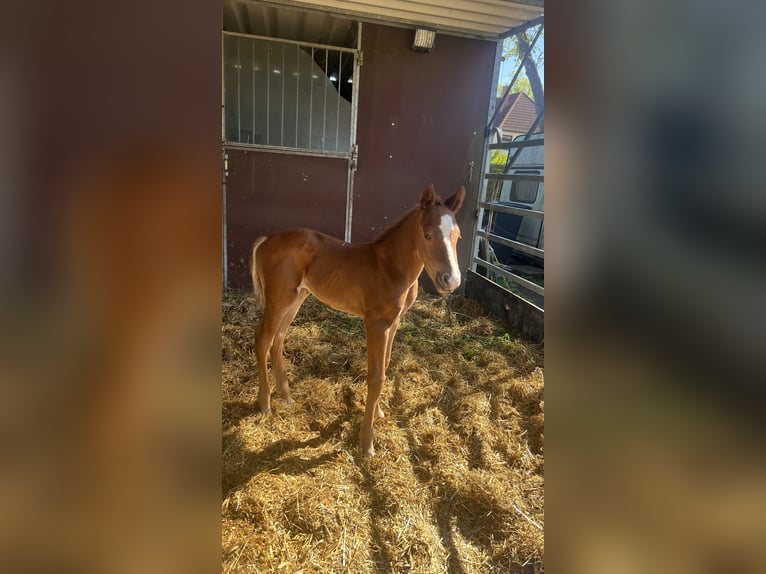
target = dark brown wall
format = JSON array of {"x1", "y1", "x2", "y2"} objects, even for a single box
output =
[
  {"x1": 354, "y1": 23, "x2": 497, "y2": 290},
  {"x1": 225, "y1": 149, "x2": 347, "y2": 289}
]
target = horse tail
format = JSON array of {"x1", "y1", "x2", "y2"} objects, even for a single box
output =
[{"x1": 250, "y1": 236, "x2": 268, "y2": 309}]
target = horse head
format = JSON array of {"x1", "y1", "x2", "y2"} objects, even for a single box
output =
[{"x1": 416, "y1": 184, "x2": 466, "y2": 294}]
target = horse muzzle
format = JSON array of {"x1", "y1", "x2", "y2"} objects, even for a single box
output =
[{"x1": 436, "y1": 271, "x2": 461, "y2": 294}]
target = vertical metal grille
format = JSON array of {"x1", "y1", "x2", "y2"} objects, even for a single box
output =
[{"x1": 223, "y1": 32, "x2": 356, "y2": 154}]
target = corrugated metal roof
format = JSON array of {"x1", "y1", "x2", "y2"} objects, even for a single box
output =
[
  {"x1": 224, "y1": 1, "x2": 358, "y2": 46},
  {"x1": 228, "y1": 0, "x2": 544, "y2": 39}
]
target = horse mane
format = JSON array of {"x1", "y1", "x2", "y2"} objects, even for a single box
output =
[{"x1": 373, "y1": 196, "x2": 444, "y2": 243}]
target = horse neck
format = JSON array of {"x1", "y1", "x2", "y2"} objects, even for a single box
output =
[{"x1": 373, "y1": 209, "x2": 424, "y2": 283}]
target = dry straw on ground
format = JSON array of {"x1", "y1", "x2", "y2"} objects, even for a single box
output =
[{"x1": 222, "y1": 289, "x2": 544, "y2": 573}]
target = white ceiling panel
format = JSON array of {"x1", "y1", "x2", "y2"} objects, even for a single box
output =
[{"x1": 225, "y1": 0, "x2": 544, "y2": 39}]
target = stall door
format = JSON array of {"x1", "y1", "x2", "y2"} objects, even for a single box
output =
[{"x1": 221, "y1": 27, "x2": 360, "y2": 289}]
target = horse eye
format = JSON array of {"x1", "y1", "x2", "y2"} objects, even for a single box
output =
[{"x1": 424, "y1": 233, "x2": 432, "y2": 240}]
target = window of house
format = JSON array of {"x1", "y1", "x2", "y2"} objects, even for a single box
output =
[{"x1": 223, "y1": 33, "x2": 357, "y2": 154}]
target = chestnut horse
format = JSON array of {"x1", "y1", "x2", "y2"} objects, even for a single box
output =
[{"x1": 250, "y1": 184, "x2": 465, "y2": 455}]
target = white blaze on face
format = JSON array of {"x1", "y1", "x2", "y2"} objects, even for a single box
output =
[{"x1": 438, "y1": 213, "x2": 461, "y2": 289}]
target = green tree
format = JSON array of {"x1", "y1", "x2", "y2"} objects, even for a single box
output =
[
  {"x1": 497, "y1": 76, "x2": 533, "y2": 99},
  {"x1": 497, "y1": 27, "x2": 544, "y2": 128}
]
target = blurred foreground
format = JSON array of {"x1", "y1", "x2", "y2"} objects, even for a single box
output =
[
  {"x1": 547, "y1": 1, "x2": 766, "y2": 572},
  {"x1": 0, "y1": 0, "x2": 222, "y2": 571}
]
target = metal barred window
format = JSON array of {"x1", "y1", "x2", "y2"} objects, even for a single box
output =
[{"x1": 223, "y1": 32, "x2": 357, "y2": 154}]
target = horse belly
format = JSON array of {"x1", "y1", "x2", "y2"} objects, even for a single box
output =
[
  {"x1": 303, "y1": 280, "x2": 364, "y2": 317},
  {"x1": 299, "y1": 240, "x2": 370, "y2": 316}
]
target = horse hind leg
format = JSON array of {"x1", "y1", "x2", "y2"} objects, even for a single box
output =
[
  {"x1": 254, "y1": 286, "x2": 307, "y2": 412},
  {"x1": 254, "y1": 306, "x2": 283, "y2": 413},
  {"x1": 269, "y1": 289, "x2": 309, "y2": 403}
]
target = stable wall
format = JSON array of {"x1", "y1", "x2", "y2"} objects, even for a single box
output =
[{"x1": 353, "y1": 23, "x2": 496, "y2": 292}]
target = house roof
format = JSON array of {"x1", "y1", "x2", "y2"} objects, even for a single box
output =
[{"x1": 494, "y1": 92, "x2": 538, "y2": 135}]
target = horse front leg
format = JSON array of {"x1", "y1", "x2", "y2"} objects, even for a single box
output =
[
  {"x1": 360, "y1": 318, "x2": 389, "y2": 455},
  {"x1": 384, "y1": 280, "x2": 418, "y2": 371},
  {"x1": 376, "y1": 317, "x2": 401, "y2": 421},
  {"x1": 377, "y1": 282, "x2": 417, "y2": 420}
]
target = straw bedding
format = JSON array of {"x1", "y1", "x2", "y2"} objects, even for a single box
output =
[{"x1": 222, "y1": 289, "x2": 544, "y2": 573}]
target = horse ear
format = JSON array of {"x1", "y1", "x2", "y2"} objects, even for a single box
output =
[
  {"x1": 445, "y1": 186, "x2": 466, "y2": 213},
  {"x1": 419, "y1": 184, "x2": 437, "y2": 208}
]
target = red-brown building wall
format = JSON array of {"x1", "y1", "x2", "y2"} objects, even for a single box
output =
[
  {"x1": 353, "y1": 23, "x2": 497, "y2": 289},
  {"x1": 225, "y1": 150, "x2": 347, "y2": 289}
]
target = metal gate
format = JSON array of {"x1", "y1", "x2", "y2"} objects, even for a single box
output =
[
  {"x1": 464, "y1": 16, "x2": 544, "y2": 341},
  {"x1": 471, "y1": 17, "x2": 544, "y2": 309},
  {"x1": 221, "y1": 24, "x2": 362, "y2": 289}
]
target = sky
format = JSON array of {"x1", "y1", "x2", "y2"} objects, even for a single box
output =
[{"x1": 498, "y1": 31, "x2": 545, "y2": 90}]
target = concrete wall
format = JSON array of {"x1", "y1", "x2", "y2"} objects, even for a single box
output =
[{"x1": 465, "y1": 271, "x2": 544, "y2": 342}]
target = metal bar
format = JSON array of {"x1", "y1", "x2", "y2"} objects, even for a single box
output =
[
  {"x1": 485, "y1": 173, "x2": 544, "y2": 182},
  {"x1": 335, "y1": 50, "x2": 341, "y2": 151},
  {"x1": 499, "y1": 15, "x2": 545, "y2": 39},
  {"x1": 266, "y1": 41, "x2": 270, "y2": 144},
  {"x1": 309, "y1": 46, "x2": 314, "y2": 148},
  {"x1": 222, "y1": 152, "x2": 228, "y2": 289},
  {"x1": 472, "y1": 38, "x2": 505, "y2": 277},
  {"x1": 222, "y1": 142, "x2": 350, "y2": 159},
  {"x1": 280, "y1": 44, "x2": 285, "y2": 146},
  {"x1": 255, "y1": 40, "x2": 258, "y2": 144},
  {"x1": 484, "y1": 38, "x2": 504, "y2": 142},
  {"x1": 345, "y1": 154, "x2": 355, "y2": 242},
  {"x1": 491, "y1": 164, "x2": 544, "y2": 171},
  {"x1": 236, "y1": 38, "x2": 241, "y2": 142},
  {"x1": 489, "y1": 138, "x2": 544, "y2": 150},
  {"x1": 473, "y1": 257, "x2": 545, "y2": 296},
  {"x1": 344, "y1": 22, "x2": 362, "y2": 243},
  {"x1": 223, "y1": 30, "x2": 357, "y2": 54},
  {"x1": 476, "y1": 230, "x2": 544, "y2": 259},
  {"x1": 479, "y1": 202, "x2": 544, "y2": 219},
  {"x1": 221, "y1": 36, "x2": 227, "y2": 290},
  {"x1": 221, "y1": 34, "x2": 225, "y2": 144},
  {"x1": 295, "y1": 45, "x2": 299, "y2": 147},
  {"x1": 323, "y1": 48, "x2": 328, "y2": 151}
]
